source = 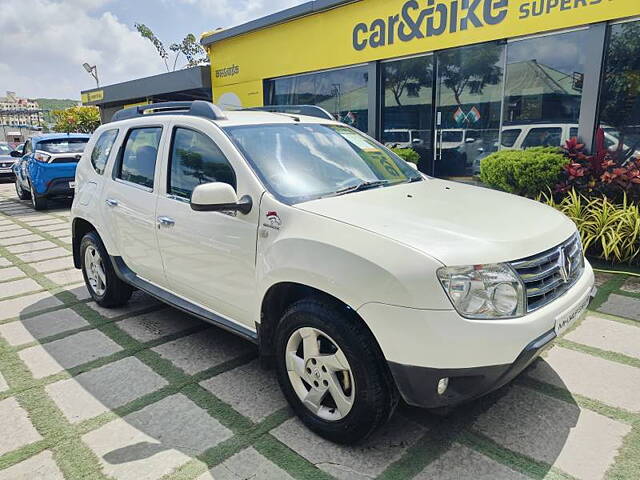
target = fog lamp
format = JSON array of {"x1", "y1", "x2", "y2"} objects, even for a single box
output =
[{"x1": 437, "y1": 378, "x2": 449, "y2": 396}]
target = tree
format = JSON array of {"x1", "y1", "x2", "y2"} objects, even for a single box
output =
[
  {"x1": 52, "y1": 106, "x2": 100, "y2": 133},
  {"x1": 384, "y1": 56, "x2": 433, "y2": 106},
  {"x1": 135, "y1": 23, "x2": 209, "y2": 72},
  {"x1": 437, "y1": 44, "x2": 503, "y2": 107}
]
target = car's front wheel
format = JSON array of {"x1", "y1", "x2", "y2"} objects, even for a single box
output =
[
  {"x1": 275, "y1": 298, "x2": 398, "y2": 444},
  {"x1": 29, "y1": 183, "x2": 47, "y2": 210},
  {"x1": 80, "y1": 231, "x2": 133, "y2": 308},
  {"x1": 15, "y1": 178, "x2": 30, "y2": 200}
]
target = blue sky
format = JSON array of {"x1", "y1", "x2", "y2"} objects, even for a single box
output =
[{"x1": 0, "y1": 0, "x2": 305, "y2": 99}]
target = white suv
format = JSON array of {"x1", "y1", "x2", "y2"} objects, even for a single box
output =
[{"x1": 71, "y1": 101, "x2": 595, "y2": 444}]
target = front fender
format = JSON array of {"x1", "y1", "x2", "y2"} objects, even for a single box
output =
[{"x1": 258, "y1": 238, "x2": 417, "y2": 311}]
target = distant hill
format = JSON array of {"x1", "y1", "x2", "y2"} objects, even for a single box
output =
[{"x1": 35, "y1": 98, "x2": 80, "y2": 124}]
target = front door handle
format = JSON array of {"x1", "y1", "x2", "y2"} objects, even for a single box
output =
[
  {"x1": 157, "y1": 216, "x2": 176, "y2": 228},
  {"x1": 105, "y1": 198, "x2": 118, "y2": 207}
]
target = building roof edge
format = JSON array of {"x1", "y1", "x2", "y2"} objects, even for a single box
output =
[{"x1": 201, "y1": 0, "x2": 358, "y2": 47}]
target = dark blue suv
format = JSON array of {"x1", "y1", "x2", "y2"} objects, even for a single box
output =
[{"x1": 13, "y1": 133, "x2": 90, "y2": 210}]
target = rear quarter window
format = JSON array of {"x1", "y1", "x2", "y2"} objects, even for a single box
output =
[{"x1": 91, "y1": 130, "x2": 119, "y2": 175}]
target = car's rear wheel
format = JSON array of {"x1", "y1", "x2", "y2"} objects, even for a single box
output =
[
  {"x1": 80, "y1": 231, "x2": 133, "y2": 308},
  {"x1": 29, "y1": 183, "x2": 47, "y2": 211},
  {"x1": 15, "y1": 178, "x2": 30, "y2": 200},
  {"x1": 275, "y1": 298, "x2": 398, "y2": 444}
]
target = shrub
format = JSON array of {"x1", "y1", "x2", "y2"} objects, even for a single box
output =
[
  {"x1": 52, "y1": 106, "x2": 100, "y2": 134},
  {"x1": 556, "y1": 137, "x2": 640, "y2": 203},
  {"x1": 541, "y1": 189, "x2": 640, "y2": 264},
  {"x1": 391, "y1": 148, "x2": 420, "y2": 165},
  {"x1": 479, "y1": 147, "x2": 566, "y2": 197}
]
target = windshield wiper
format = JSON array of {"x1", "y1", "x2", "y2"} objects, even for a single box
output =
[{"x1": 333, "y1": 180, "x2": 391, "y2": 196}]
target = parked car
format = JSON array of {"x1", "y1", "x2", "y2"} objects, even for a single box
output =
[
  {"x1": 0, "y1": 142, "x2": 17, "y2": 179},
  {"x1": 383, "y1": 129, "x2": 428, "y2": 148},
  {"x1": 470, "y1": 123, "x2": 640, "y2": 175},
  {"x1": 71, "y1": 101, "x2": 595, "y2": 444},
  {"x1": 13, "y1": 133, "x2": 91, "y2": 210},
  {"x1": 499, "y1": 123, "x2": 638, "y2": 154}
]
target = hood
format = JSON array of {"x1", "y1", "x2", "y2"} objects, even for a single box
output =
[{"x1": 295, "y1": 179, "x2": 576, "y2": 266}]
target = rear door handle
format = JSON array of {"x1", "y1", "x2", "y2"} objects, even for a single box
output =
[
  {"x1": 157, "y1": 216, "x2": 176, "y2": 227},
  {"x1": 105, "y1": 198, "x2": 118, "y2": 207}
]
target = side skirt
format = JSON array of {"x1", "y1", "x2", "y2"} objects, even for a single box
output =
[{"x1": 109, "y1": 256, "x2": 258, "y2": 344}]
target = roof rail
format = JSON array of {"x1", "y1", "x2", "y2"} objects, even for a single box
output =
[
  {"x1": 111, "y1": 101, "x2": 227, "y2": 122},
  {"x1": 246, "y1": 105, "x2": 335, "y2": 121}
]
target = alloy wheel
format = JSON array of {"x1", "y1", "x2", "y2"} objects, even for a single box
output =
[
  {"x1": 285, "y1": 327, "x2": 355, "y2": 421},
  {"x1": 84, "y1": 245, "x2": 107, "y2": 296}
]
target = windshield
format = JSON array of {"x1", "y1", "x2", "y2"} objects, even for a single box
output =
[
  {"x1": 0, "y1": 144, "x2": 11, "y2": 155},
  {"x1": 383, "y1": 130, "x2": 410, "y2": 144},
  {"x1": 36, "y1": 138, "x2": 88, "y2": 154},
  {"x1": 224, "y1": 123, "x2": 421, "y2": 203}
]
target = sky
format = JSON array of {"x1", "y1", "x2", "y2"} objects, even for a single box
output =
[{"x1": 0, "y1": 0, "x2": 306, "y2": 100}]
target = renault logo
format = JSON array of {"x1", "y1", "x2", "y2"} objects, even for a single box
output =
[{"x1": 558, "y1": 248, "x2": 572, "y2": 283}]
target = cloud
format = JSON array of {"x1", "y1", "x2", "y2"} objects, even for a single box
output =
[
  {"x1": 174, "y1": 0, "x2": 306, "y2": 28},
  {"x1": 0, "y1": 0, "x2": 166, "y2": 99}
]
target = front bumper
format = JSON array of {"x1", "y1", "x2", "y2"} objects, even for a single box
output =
[
  {"x1": 388, "y1": 327, "x2": 557, "y2": 408},
  {"x1": 358, "y1": 262, "x2": 596, "y2": 408}
]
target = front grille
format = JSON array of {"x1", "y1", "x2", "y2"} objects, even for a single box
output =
[{"x1": 510, "y1": 233, "x2": 584, "y2": 312}]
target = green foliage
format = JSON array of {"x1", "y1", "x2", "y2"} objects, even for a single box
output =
[
  {"x1": 391, "y1": 148, "x2": 420, "y2": 165},
  {"x1": 135, "y1": 23, "x2": 208, "y2": 72},
  {"x1": 541, "y1": 189, "x2": 640, "y2": 264},
  {"x1": 479, "y1": 147, "x2": 566, "y2": 197},
  {"x1": 52, "y1": 106, "x2": 100, "y2": 134},
  {"x1": 35, "y1": 99, "x2": 79, "y2": 125}
]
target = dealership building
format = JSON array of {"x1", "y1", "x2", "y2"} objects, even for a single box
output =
[{"x1": 199, "y1": 0, "x2": 640, "y2": 178}]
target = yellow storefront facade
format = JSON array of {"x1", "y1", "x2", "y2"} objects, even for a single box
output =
[{"x1": 202, "y1": 0, "x2": 640, "y2": 177}]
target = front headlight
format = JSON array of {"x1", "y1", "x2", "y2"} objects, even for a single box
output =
[{"x1": 437, "y1": 264, "x2": 525, "y2": 319}]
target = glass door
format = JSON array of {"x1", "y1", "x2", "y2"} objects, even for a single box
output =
[
  {"x1": 381, "y1": 54, "x2": 434, "y2": 173},
  {"x1": 434, "y1": 42, "x2": 505, "y2": 181}
]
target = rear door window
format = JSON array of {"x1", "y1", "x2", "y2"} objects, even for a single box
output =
[{"x1": 116, "y1": 127, "x2": 162, "y2": 189}]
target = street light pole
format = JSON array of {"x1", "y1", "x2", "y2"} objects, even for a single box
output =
[{"x1": 82, "y1": 63, "x2": 100, "y2": 88}]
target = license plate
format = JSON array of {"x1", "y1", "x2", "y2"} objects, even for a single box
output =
[
  {"x1": 69, "y1": 182, "x2": 76, "y2": 189},
  {"x1": 555, "y1": 297, "x2": 589, "y2": 336}
]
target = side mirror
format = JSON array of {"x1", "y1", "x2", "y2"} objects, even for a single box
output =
[
  {"x1": 10, "y1": 151, "x2": 22, "y2": 158},
  {"x1": 190, "y1": 182, "x2": 252, "y2": 215}
]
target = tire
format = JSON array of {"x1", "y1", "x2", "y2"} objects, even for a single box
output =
[
  {"x1": 275, "y1": 298, "x2": 398, "y2": 444},
  {"x1": 15, "y1": 178, "x2": 31, "y2": 200},
  {"x1": 80, "y1": 231, "x2": 133, "y2": 308},
  {"x1": 29, "y1": 182, "x2": 48, "y2": 211}
]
